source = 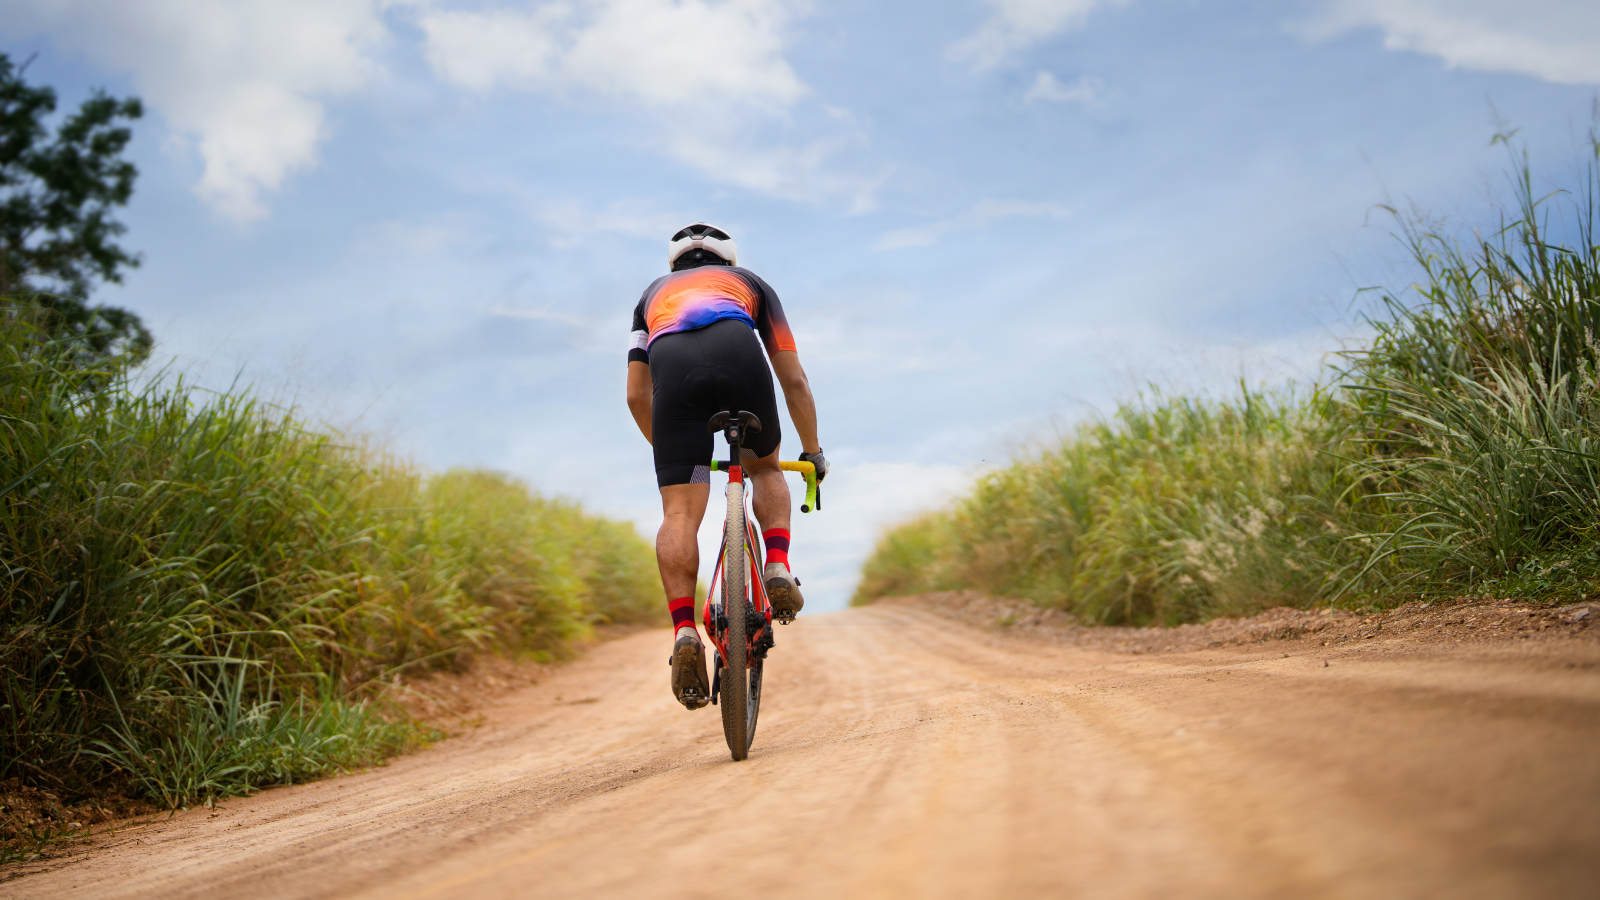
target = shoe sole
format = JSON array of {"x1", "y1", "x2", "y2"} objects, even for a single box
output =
[
  {"x1": 766, "y1": 576, "x2": 803, "y2": 623},
  {"x1": 671, "y1": 639, "x2": 711, "y2": 710}
]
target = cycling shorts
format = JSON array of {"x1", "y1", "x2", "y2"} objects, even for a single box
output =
[{"x1": 649, "y1": 318, "x2": 781, "y2": 487}]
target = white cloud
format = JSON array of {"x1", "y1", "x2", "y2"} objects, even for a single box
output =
[
  {"x1": 421, "y1": 0, "x2": 805, "y2": 108},
  {"x1": 662, "y1": 126, "x2": 881, "y2": 208},
  {"x1": 952, "y1": 0, "x2": 1129, "y2": 70},
  {"x1": 1304, "y1": 0, "x2": 1600, "y2": 85},
  {"x1": 417, "y1": 5, "x2": 568, "y2": 92},
  {"x1": 419, "y1": 1, "x2": 880, "y2": 207},
  {"x1": 0, "y1": 0, "x2": 389, "y2": 222},
  {"x1": 1022, "y1": 71, "x2": 1103, "y2": 106},
  {"x1": 876, "y1": 198, "x2": 1070, "y2": 250}
]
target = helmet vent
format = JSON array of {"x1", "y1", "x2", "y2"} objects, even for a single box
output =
[{"x1": 671, "y1": 224, "x2": 731, "y2": 242}]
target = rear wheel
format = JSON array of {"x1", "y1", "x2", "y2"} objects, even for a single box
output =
[{"x1": 718, "y1": 480, "x2": 750, "y2": 760}]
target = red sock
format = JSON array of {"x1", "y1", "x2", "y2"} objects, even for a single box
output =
[
  {"x1": 668, "y1": 596, "x2": 696, "y2": 631},
  {"x1": 763, "y1": 529, "x2": 791, "y2": 571}
]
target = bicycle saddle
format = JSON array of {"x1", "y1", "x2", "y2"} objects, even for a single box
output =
[{"x1": 707, "y1": 410, "x2": 762, "y2": 434}]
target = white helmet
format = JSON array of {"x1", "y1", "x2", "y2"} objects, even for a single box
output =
[{"x1": 668, "y1": 223, "x2": 737, "y2": 268}]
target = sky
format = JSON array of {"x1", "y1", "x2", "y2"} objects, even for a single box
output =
[{"x1": 3, "y1": 0, "x2": 1598, "y2": 612}]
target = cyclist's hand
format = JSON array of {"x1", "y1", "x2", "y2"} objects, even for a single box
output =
[{"x1": 799, "y1": 449, "x2": 829, "y2": 482}]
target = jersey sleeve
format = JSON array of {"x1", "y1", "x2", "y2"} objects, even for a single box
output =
[
  {"x1": 745, "y1": 271, "x2": 797, "y2": 355},
  {"x1": 628, "y1": 296, "x2": 649, "y2": 364}
]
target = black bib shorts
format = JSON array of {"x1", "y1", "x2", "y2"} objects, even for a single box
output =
[{"x1": 649, "y1": 318, "x2": 782, "y2": 487}]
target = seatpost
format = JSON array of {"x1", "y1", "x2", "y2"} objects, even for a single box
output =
[
  {"x1": 724, "y1": 422, "x2": 744, "y2": 471},
  {"x1": 723, "y1": 421, "x2": 743, "y2": 486}
]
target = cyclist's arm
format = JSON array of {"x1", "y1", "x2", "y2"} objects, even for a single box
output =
[
  {"x1": 627, "y1": 360, "x2": 652, "y2": 444},
  {"x1": 770, "y1": 350, "x2": 820, "y2": 454}
]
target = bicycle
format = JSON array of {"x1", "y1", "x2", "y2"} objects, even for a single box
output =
[{"x1": 702, "y1": 410, "x2": 820, "y2": 761}]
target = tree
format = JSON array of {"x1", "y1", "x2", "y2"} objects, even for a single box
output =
[{"x1": 1, "y1": 53, "x2": 150, "y2": 364}]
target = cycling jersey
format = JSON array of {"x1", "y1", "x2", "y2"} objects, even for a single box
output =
[{"x1": 628, "y1": 265, "x2": 796, "y2": 364}]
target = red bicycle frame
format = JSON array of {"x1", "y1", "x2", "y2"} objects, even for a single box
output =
[{"x1": 701, "y1": 462, "x2": 773, "y2": 669}]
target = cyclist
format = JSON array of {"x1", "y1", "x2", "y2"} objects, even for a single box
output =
[{"x1": 626, "y1": 223, "x2": 828, "y2": 710}]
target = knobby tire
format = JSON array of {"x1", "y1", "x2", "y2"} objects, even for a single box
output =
[{"x1": 719, "y1": 480, "x2": 750, "y2": 760}]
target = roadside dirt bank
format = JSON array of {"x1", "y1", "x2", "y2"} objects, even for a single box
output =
[
  {"x1": 882, "y1": 590, "x2": 1600, "y2": 653},
  {"x1": 3, "y1": 602, "x2": 1597, "y2": 899}
]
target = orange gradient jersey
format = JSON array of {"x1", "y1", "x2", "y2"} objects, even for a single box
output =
[{"x1": 629, "y1": 265, "x2": 796, "y2": 362}]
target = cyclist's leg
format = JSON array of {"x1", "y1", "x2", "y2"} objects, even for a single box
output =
[
  {"x1": 648, "y1": 327, "x2": 718, "y2": 641},
  {"x1": 660, "y1": 482, "x2": 712, "y2": 709},
  {"x1": 657, "y1": 483, "x2": 709, "y2": 603},
  {"x1": 745, "y1": 448, "x2": 805, "y2": 617},
  {"x1": 745, "y1": 448, "x2": 790, "y2": 538}
]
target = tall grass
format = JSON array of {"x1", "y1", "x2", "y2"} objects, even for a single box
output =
[
  {"x1": 854, "y1": 389, "x2": 1361, "y2": 624},
  {"x1": 1336, "y1": 136, "x2": 1600, "y2": 597},
  {"x1": 0, "y1": 317, "x2": 660, "y2": 807},
  {"x1": 857, "y1": 132, "x2": 1600, "y2": 619}
]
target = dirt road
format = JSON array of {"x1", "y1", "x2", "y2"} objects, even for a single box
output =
[{"x1": 6, "y1": 604, "x2": 1599, "y2": 899}]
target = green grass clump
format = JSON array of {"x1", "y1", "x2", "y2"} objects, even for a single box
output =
[
  {"x1": 854, "y1": 389, "x2": 1359, "y2": 624},
  {"x1": 89, "y1": 663, "x2": 419, "y2": 811},
  {"x1": 1336, "y1": 137, "x2": 1600, "y2": 596},
  {"x1": 0, "y1": 320, "x2": 661, "y2": 808},
  {"x1": 857, "y1": 131, "x2": 1600, "y2": 620}
]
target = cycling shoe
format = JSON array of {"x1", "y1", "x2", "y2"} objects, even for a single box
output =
[
  {"x1": 765, "y1": 563, "x2": 804, "y2": 623},
  {"x1": 669, "y1": 631, "x2": 710, "y2": 710}
]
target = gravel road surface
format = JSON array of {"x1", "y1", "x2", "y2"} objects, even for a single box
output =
[{"x1": 6, "y1": 604, "x2": 1598, "y2": 899}]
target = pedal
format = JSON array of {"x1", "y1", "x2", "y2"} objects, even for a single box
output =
[{"x1": 774, "y1": 610, "x2": 797, "y2": 625}]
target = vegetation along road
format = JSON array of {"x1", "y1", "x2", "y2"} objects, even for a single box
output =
[{"x1": 7, "y1": 600, "x2": 1597, "y2": 899}]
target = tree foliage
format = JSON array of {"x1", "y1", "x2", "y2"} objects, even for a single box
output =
[{"x1": 0, "y1": 53, "x2": 149, "y2": 364}]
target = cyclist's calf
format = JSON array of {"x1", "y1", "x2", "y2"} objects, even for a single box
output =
[
  {"x1": 745, "y1": 452, "x2": 791, "y2": 536},
  {"x1": 657, "y1": 484, "x2": 708, "y2": 601}
]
